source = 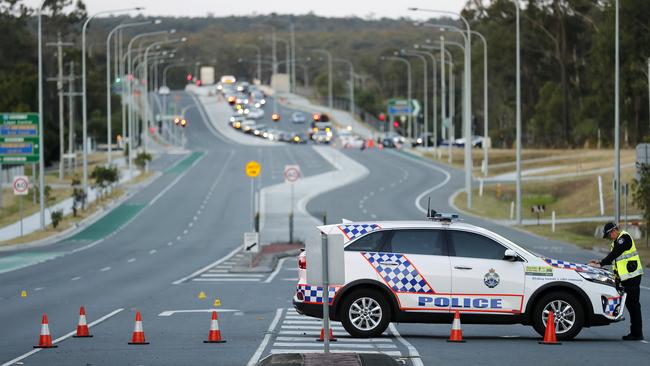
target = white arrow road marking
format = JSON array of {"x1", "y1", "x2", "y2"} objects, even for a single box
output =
[{"x1": 157, "y1": 309, "x2": 241, "y2": 317}]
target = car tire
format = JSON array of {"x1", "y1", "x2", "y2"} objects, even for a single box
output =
[
  {"x1": 532, "y1": 291, "x2": 584, "y2": 340},
  {"x1": 340, "y1": 288, "x2": 391, "y2": 338}
]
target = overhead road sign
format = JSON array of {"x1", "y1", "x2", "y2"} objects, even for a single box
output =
[
  {"x1": 387, "y1": 99, "x2": 420, "y2": 117},
  {"x1": 0, "y1": 113, "x2": 40, "y2": 164}
]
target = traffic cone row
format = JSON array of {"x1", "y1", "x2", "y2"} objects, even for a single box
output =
[{"x1": 33, "y1": 307, "x2": 228, "y2": 348}]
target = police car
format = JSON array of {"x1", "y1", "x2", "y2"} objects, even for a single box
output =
[{"x1": 293, "y1": 214, "x2": 626, "y2": 340}]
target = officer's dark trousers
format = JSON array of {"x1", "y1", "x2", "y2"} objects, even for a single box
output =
[{"x1": 622, "y1": 276, "x2": 643, "y2": 337}]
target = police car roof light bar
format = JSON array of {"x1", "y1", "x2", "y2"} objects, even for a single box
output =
[{"x1": 432, "y1": 212, "x2": 460, "y2": 223}]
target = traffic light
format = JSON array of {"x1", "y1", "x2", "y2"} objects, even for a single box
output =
[
  {"x1": 379, "y1": 113, "x2": 386, "y2": 122},
  {"x1": 195, "y1": 79, "x2": 202, "y2": 86},
  {"x1": 186, "y1": 73, "x2": 193, "y2": 81},
  {"x1": 180, "y1": 118, "x2": 187, "y2": 127},
  {"x1": 312, "y1": 113, "x2": 320, "y2": 121},
  {"x1": 393, "y1": 121, "x2": 399, "y2": 128},
  {"x1": 271, "y1": 113, "x2": 280, "y2": 122}
]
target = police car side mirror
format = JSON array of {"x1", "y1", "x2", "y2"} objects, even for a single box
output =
[{"x1": 503, "y1": 249, "x2": 519, "y2": 262}]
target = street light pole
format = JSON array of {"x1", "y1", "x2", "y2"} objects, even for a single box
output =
[
  {"x1": 402, "y1": 50, "x2": 428, "y2": 147},
  {"x1": 514, "y1": 0, "x2": 523, "y2": 224},
  {"x1": 82, "y1": 7, "x2": 142, "y2": 195},
  {"x1": 37, "y1": 0, "x2": 46, "y2": 229},
  {"x1": 614, "y1": 0, "x2": 621, "y2": 223},
  {"x1": 413, "y1": 45, "x2": 439, "y2": 149},
  {"x1": 106, "y1": 20, "x2": 152, "y2": 166},
  {"x1": 382, "y1": 56, "x2": 412, "y2": 140},
  {"x1": 334, "y1": 58, "x2": 355, "y2": 116}
]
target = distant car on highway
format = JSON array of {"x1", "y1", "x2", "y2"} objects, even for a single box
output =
[
  {"x1": 247, "y1": 108, "x2": 265, "y2": 120},
  {"x1": 240, "y1": 120, "x2": 256, "y2": 133},
  {"x1": 294, "y1": 214, "x2": 626, "y2": 340},
  {"x1": 312, "y1": 130, "x2": 332, "y2": 144},
  {"x1": 290, "y1": 132, "x2": 309, "y2": 144},
  {"x1": 454, "y1": 135, "x2": 484, "y2": 148},
  {"x1": 413, "y1": 133, "x2": 435, "y2": 147},
  {"x1": 292, "y1": 112, "x2": 307, "y2": 123}
]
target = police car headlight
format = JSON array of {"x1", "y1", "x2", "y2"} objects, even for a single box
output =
[{"x1": 577, "y1": 270, "x2": 616, "y2": 287}]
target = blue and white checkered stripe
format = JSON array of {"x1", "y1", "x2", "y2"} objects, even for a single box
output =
[
  {"x1": 338, "y1": 224, "x2": 380, "y2": 240},
  {"x1": 297, "y1": 284, "x2": 338, "y2": 304},
  {"x1": 605, "y1": 297, "x2": 622, "y2": 316},
  {"x1": 543, "y1": 258, "x2": 596, "y2": 272},
  {"x1": 363, "y1": 252, "x2": 434, "y2": 294}
]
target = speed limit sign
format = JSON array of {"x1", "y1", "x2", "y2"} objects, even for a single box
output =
[
  {"x1": 284, "y1": 165, "x2": 301, "y2": 183},
  {"x1": 12, "y1": 176, "x2": 29, "y2": 196}
]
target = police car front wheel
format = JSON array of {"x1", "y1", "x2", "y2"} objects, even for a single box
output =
[
  {"x1": 532, "y1": 291, "x2": 584, "y2": 340},
  {"x1": 340, "y1": 288, "x2": 391, "y2": 338}
]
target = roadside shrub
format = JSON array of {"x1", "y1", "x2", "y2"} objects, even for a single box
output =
[{"x1": 51, "y1": 209, "x2": 63, "y2": 229}]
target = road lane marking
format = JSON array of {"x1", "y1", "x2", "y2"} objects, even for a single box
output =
[
  {"x1": 127, "y1": 258, "x2": 136, "y2": 263},
  {"x1": 0, "y1": 308, "x2": 123, "y2": 366},
  {"x1": 100, "y1": 266, "x2": 111, "y2": 272},
  {"x1": 264, "y1": 257, "x2": 288, "y2": 283},
  {"x1": 641, "y1": 286, "x2": 650, "y2": 291},
  {"x1": 246, "y1": 308, "x2": 284, "y2": 366},
  {"x1": 192, "y1": 278, "x2": 261, "y2": 282},
  {"x1": 167, "y1": 242, "x2": 173, "y2": 246},
  {"x1": 33, "y1": 287, "x2": 44, "y2": 291},
  {"x1": 158, "y1": 309, "x2": 241, "y2": 317},
  {"x1": 172, "y1": 246, "x2": 241, "y2": 285},
  {"x1": 389, "y1": 324, "x2": 424, "y2": 366},
  {"x1": 176, "y1": 236, "x2": 182, "y2": 241},
  {"x1": 70, "y1": 276, "x2": 81, "y2": 281},
  {"x1": 183, "y1": 229, "x2": 188, "y2": 234},
  {"x1": 149, "y1": 249, "x2": 157, "y2": 255},
  {"x1": 200, "y1": 273, "x2": 264, "y2": 278}
]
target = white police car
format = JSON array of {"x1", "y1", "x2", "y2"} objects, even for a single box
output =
[{"x1": 293, "y1": 215, "x2": 626, "y2": 340}]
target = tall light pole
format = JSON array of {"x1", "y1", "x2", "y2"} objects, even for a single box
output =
[
  {"x1": 614, "y1": 0, "x2": 621, "y2": 223},
  {"x1": 410, "y1": 8, "x2": 473, "y2": 209},
  {"x1": 401, "y1": 50, "x2": 428, "y2": 145},
  {"x1": 36, "y1": 0, "x2": 47, "y2": 229},
  {"x1": 513, "y1": 0, "x2": 523, "y2": 224},
  {"x1": 276, "y1": 38, "x2": 291, "y2": 80},
  {"x1": 413, "y1": 45, "x2": 438, "y2": 149},
  {"x1": 382, "y1": 56, "x2": 412, "y2": 139},
  {"x1": 334, "y1": 58, "x2": 355, "y2": 116},
  {"x1": 106, "y1": 20, "x2": 153, "y2": 165},
  {"x1": 82, "y1": 6, "x2": 142, "y2": 195},
  {"x1": 313, "y1": 49, "x2": 333, "y2": 110}
]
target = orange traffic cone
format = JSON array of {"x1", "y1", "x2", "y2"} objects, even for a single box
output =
[
  {"x1": 447, "y1": 311, "x2": 465, "y2": 343},
  {"x1": 539, "y1": 311, "x2": 561, "y2": 345},
  {"x1": 73, "y1": 306, "x2": 93, "y2": 338},
  {"x1": 317, "y1": 327, "x2": 337, "y2": 342},
  {"x1": 203, "y1": 311, "x2": 226, "y2": 343},
  {"x1": 33, "y1": 314, "x2": 58, "y2": 348},
  {"x1": 128, "y1": 311, "x2": 149, "y2": 345}
]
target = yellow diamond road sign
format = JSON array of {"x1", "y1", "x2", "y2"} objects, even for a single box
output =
[{"x1": 246, "y1": 161, "x2": 261, "y2": 178}]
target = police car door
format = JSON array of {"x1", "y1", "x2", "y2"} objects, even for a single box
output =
[
  {"x1": 447, "y1": 230, "x2": 525, "y2": 315},
  {"x1": 378, "y1": 229, "x2": 451, "y2": 312}
]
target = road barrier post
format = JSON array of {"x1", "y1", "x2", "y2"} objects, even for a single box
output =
[
  {"x1": 551, "y1": 211, "x2": 556, "y2": 233},
  {"x1": 321, "y1": 232, "x2": 330, "y2": 354},
  {"x1": 598, "y1": 176, "x2": 604, "y2": 216}
]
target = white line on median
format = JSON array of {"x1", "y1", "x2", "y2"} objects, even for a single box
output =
[
  {"x1": 100, "y1": 266, "x2": 111, "y2": 272},
  {"x1": 0, "y1": 308, "x2": 124, "y2": 366},
  {"x1": 389, "y1": 323, "x2": 423, "y2": 366},
  {"x1": 172, "y1": 246, "x2": 241, "y2": 285},
  {"x1": 264, "y1": 257, "x2": 288, "y2": 283},
  {"x1": 158, "y1": 309, "x2": 241, "y2": 317},
  {"x1": 246, "y1": 308, "x2": 284, "y2": 366}
]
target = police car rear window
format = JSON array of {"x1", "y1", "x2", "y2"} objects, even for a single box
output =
[
  {"x1": 448, "y1": 230, "x2": 505, "y2": 260},
  {"x1": 386, "y1": 229, "x2": 446, "y2": 256},
  {"x1": 345, "y1": 231, "x2": 385, "y2": 252}
]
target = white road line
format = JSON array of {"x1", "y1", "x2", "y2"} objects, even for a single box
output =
[
  {"x1": 281, "y1": 325, "x2": 345, "y2": 330},
  {"x1": 183, "y1": 229, "x2": 188, "y2": 234},
  {"x1": 70, "y1": 276, "x2": 81, "y2": 281},
  {"x1": 192, "y1": 278, "x2": 261, "y2": 282},
  {"x1": 275, "y1": 337, "x2": 392, "y2": 343},
  {"x1": 282, "y1": 278, "x2": 298, "y2": 281},
  {"x1": 193, "y1": 216, "x2": 198, "y2": 221},
  {"x1": 100, "y1": 266, "x2": 111, "y2": 272},
  {"x1": 0, "y1": 308, "x2": 123, "y2": 366},
  {"x1": 389, "y1": 324, "x2": 423, "y2": 366},
  {"x1": 207, "y1": 269, "x2": 229, "y2": 273},
  {"x1": 641, "y1": 286, "x2": 650, "y2": 291},
  {"x1": 199, "y1": 273, "x2": 265, "y2": 278},
  {"x1": 188, "y1": 222, "x2": 194, "y2": 228},
  {"x1": 269, "y1": 349, "x2": 402, "y2": 356},
  {"x1": 264, "y1": 257, "x2": 288, "y2": 283},
  {"x1": 172, "y1": 246, "x2": 243, "y2": 285},
  {"x1": 167, "y1": 242, "x2": 173, "y2": 246},
  {"x1": 371, "y1": 214, "x2": 377, "y2": 219},
  {"x1": 33, "y1": 287, "x2": 44, "y2": 291},
  {"x1": 127, "y1": 258, "x2": 136, "y2": 263},
  {"x1": 149, "y1": 249, "x2": 157, "y2": 255},
  {"x1": 272, "y1": 342, "x2": 397, "y2": 349},
  {"x1": 158, "y1": 309, "x2": 241, "y2": 317},
  {"x1": 246, "y1": 308, "x2": 284, "y2": 366}
]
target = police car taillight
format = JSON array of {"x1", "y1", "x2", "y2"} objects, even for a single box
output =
[{"x1": 298, "y1": 256, "x2": 306, "y2": 269}]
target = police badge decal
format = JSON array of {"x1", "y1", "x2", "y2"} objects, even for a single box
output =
[{"x1": 484, "y1": 268, "x2": 500, "y2": 288}]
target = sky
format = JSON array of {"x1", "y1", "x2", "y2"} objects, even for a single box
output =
[{"x1": 25, "y1": 0, "x2": 468, "y2": 19}]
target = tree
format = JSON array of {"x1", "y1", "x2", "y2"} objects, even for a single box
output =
[
  {"x1": 632, "y1": 163, "x2": 650, "y2": 245},
  {"x1": 90, "y1": 165, "x2": 119, "y2": 199}
]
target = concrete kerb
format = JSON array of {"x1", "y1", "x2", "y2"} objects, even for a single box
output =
[
  {"x1": 229, "y1": 248, "x2": 303, "y2": 273},
  {"x1": 0, "y1": 170, "x2": 163, "y2": 252},
  {"x1": 258, "y1": 352, "x2": 400, "y2": 366}
]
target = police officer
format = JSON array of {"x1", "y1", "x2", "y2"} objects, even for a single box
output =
[{"x1": 589, "y1": 222, "x2": 644, "y2": 340}]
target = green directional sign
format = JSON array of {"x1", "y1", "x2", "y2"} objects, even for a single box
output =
[{"x1": 0, "y1": 113, "x2": 40, "y2": 164}]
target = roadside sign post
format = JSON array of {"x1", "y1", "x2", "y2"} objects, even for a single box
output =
[
  {"x1": 13, "y1": 176, "x2": 29, "y2": 237},
  {"x1": 284, "y1": 165, "x2": 301, "y2": 243},
  {"x1": 245, "y1": 161, "x2": 261, "y2": 232},
  {"x1": 321, "y1": 232, "x2": 330, "y2": 353}
]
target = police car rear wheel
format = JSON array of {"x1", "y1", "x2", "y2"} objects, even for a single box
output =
[
  {"x1": 340, "y1": 289, "x2": 391, "y2": 338},
  {"x1": 532, "y1": 291, "x2": 584, "y2": 340}
]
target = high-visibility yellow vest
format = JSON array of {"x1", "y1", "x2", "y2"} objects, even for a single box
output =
[{"x1": 611, "y1": 231, "x2": 643, "y2": 281}]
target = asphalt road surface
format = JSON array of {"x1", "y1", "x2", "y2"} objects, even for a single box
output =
[{"x1": 1, "y1": 91, "x2": 648, "y2": 366}]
